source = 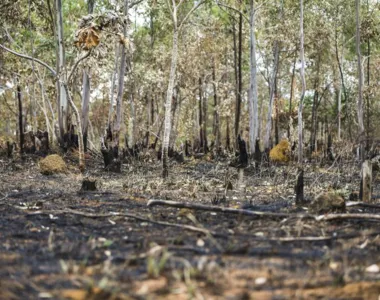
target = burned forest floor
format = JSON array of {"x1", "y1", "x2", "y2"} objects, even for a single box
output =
[{"x1": 1, "y1": 152, "x2": 380, "y2": 300}]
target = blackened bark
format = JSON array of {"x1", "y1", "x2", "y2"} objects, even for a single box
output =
[
  {"x1": 226, "y1": 116, "x2": 231, "y2": 152},
  {"x1": 295, "y1": 168, "x2": 304, "y2": 205}
]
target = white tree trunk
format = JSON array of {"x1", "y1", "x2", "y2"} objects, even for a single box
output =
[
  {"x1": 248, "y1": 0, "x2": 259, "y2": 155},
  {"x1": 81, "y1": 68, "x2": 90, "y2": 147},
  {"x1": 264, "y1": 41, "x2": 280, "y2": 151},
  {"x1": 356, "y1": 0, "x2": 365, "y2": 161},
  {"x1": 162, "y1": 28, "x2": 178, "y2": 177},
  {"x1": 114, "y1": 0, "x2": 129, "y2": 149},
  {"x1": 108, "y1": 45, "x2": 119, "y2": 127},
  {"x1": 81, "y1": 0, "x2": 95, "y2": 152},
  {"x1": 298, "y1": 0, "x2": 306, "y2": 164},
  {"x1": 56, "y1": 0, "x2": 68, "y2": 140}
]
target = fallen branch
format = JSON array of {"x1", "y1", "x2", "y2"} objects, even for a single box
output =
[
  {"x1": 147, "y1": 199, "x2": 303, "y2": 218},
  {"x1": 346, "y1": 201, "x2": 380, "y2": 209},
  {"x1": 27, "y1": 208, "x2": 217, "y2": 236},
  {"x1": 317, "y1": 213, "x2": 380, "y2": 222}
]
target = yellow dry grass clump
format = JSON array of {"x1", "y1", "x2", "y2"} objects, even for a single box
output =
[
  {"x1": 39, "y1": 154, "x2": 67, "y2": 175},
  {"x1": 269, "y1": 139, "x2": 291, "y2": 162}
]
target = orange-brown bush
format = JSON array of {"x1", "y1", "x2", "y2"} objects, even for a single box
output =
[{"x1": 269, "y1": 139, "x2": 290, "y2": 162}]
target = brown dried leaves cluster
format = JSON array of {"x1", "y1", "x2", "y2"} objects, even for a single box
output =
[{"x1": 74, "y1": 26, "x2": 100, "y2": 50}]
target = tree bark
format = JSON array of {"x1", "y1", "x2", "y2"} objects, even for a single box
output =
[
  {"x1": 248, "y1": 0, "x2": 259, "y2": 155},
  {"x1": 17, "y1": 85, "x2": 24, "y2": 157},
  {"x1": 298, "y1": 0, "x2": 306, "y2": 164},
  {"x1": 113, "y1": 0, "x2": 129, "y2": 152},
  {"x1": 56, "y1": 0, "x2": 68, "y2": 144},
  {"x1": 212, "y1": 60, "x2": 220, "y2": 150},
  {"x1": 335, "y1": 28, "x2": 350, "y2": 140},
  {"x1": 310, "y1": 56, "x2": 320, "y2": 155},
  {"x1": 288, "y1": 54, "x2": 297, "y2": 140},
  {"x1": 235, "y1": 8, "x2": 243, "y2": 143},
  {"x1": 81, "y1": 0, "x2": 95, "y2": 152},
  {"x1": 162, "y1": 28, "x2": 178, "y2": 178},
  {"x1": 107, "y1": 45, "x2": 120, "y2": 131},
  {"x1": 263, "y1": 41, "x2": 280, "y2": 151},
  {"x1": 198, "y1": 77, "x2": 204, "y2": 150},
  {"x1": 162, "y1": 0, "x2": 204, "y2": 177},
  {"x1": 356, "y1": 0, "x2": 365, "y2": 162},
  {"x1": 202, "y1": 78, "x2": 208, "y2": 153}
]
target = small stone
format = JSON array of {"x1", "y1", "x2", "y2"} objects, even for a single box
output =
[
  {"x1": 196, "y1": 239, "x2": 205, "y2": 247},
  {"x1": 255, "y1": 277, "x2": 267, "y2": 285},
  {"x1": 365, "y1": 264, "x2": 379, "y2": 273}
]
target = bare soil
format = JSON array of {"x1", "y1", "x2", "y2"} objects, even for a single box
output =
[{"x1": 0, "y1": 154, "x2": 380, "y2": 300}]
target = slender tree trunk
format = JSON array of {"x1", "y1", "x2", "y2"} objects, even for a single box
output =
[
  {"x1": 203, "y1": 79, "x2": 208, "y2": 153},
  {"x1": 56, "y1": 0, "x2": 68, "y2": 144},
  {"x1": 298, "y1": 0, "x2": 306, "y2": 164},
  {"x1": 113, "y1": 0, "x2": 129, "y2": 152},
  {"x1": 288, "y1": 54, "x2": 297, "y2": 140},
  {"x1": 198, "y1": 77, "x2": 204, "y2": 150},
  {"x1": 310, "y1": 56, "x2": 320, "y2": 154},
  {"x1": 162, "y1": 28, "x2": 178, "y2": 178},
  {"x1": 264, "y1": 41, "x2": 280, "y2": 151},
  {"x1": 274, "y1": 77, "x2": 279, "y2": 145},
  {"x1": 162, "y1": 0, "x2": 204, "y2": 176},
  {"x1": 107, "y1": 45, "x2": 120, "y2": 129},
  {"x1": 81, "y1": 0, "x2": 95, "y2": 152},
  {"x1": 335, "y1": 28, "x2": 349, "y2": 140},
  {"x1": 232, "y1": 21, "x2": 239, "y2": 143},
  {"x1": 212, "y1": 61, "x2": 220, "y2": 150},
  {"x1": 235, "y1": 8, "x2": 243, "y2": 143},
  {"x1": 128, "y1": 92, "x2": 135, "y2": 147},
  {"x1": 248, "y1": 0, "x2": 259, "y2": 155},
  {"x1": 170, "y1": 89, "x2": 181, "y2": 149},
  {"x1": 366, "y1": 0, "x2": 370, "y2": 150},
  {"x1": 64, "y1": 84, "x2": 85, "y2": 171},
  {"x1": 145, "y1": 94, "x2": 151, "y2": 147},
  {"x1": 17, "y1": 85, "x2": 24, "y2": 157},
  {"x1": 356, "y1": 0, "x2": 365, "y2": 162},
  {"x1": 226, "y1": 116, "x2": 231, "y2": 151},
  {"x1": 81, "y1": 70, "x2": 90, "y2": 151}
]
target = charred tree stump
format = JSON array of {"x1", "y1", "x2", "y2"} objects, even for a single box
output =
[
  {"x1": 101, "y1": 147, "x2": 121, "y2": 173},
  {"x1": 80, "y1": 177, "x2": 97, "y2": 191},
  {"x1": 327, "y1": 133, "x2": 334, "y2": 161},
  {"x1": 237, "y1": 135, "x2": 248, "y2": 168},
  {"x1": 6, "y1": 141, "x2": 14, "y2": 158},
  {"x1": 360, "y1": 160, "x2": 372, "y2": 203},
  {"x1": 185, "y1": 140, "x2": 191, "y2": 157},
  {"x1": 254, "y1": 138, "x2": 261, "y2": 167},
  {"x1": 295, "y1": 168, "x2": 304, "y2": 205}
]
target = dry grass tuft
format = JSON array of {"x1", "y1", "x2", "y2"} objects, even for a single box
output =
[{"x1": 39, "y1": 154, "x2": 67, "y2": 175}]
